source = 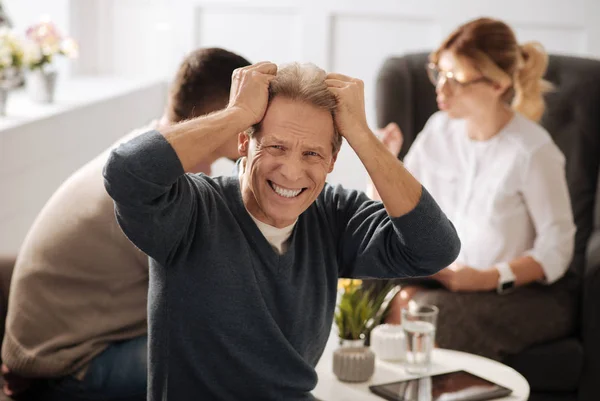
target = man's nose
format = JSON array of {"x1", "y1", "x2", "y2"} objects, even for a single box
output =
[{"x1": 279, "y1": 156, "x2": 304, "y2": 182}]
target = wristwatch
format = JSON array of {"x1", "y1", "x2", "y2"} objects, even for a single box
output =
[{"x1": 495, "y1": 262, "x2": 516, "y2": 294}]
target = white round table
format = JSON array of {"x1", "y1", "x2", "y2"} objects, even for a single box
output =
[{"x1": 314, "y1": 329, "x2": 529, "y2": 401}]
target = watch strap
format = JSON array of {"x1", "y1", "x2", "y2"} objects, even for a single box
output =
[{"x1": 495, "y1": 262, "x2": 516, "y2": 294}]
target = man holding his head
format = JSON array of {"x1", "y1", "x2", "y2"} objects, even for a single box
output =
[
  {"x1": 104, "y1": 61, "x2": 461, "y2": 400},
  {"x1": 2, "y1": 48, "x2": 250, "y2": 400}
]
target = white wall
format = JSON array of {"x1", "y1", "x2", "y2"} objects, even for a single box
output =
[
  {"x1": 62, "y1": 0, "x2": 600, "y2": 190},
  {"x1": 4, "y1": 0, "x2": 70, "y2": 35},
  {"x1": 8, "y1": 0, "x2": 600, "y2": 190}
]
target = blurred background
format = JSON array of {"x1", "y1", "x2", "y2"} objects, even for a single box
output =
[{"x1": 1, "y1": 0, "x2": 599, "y2": 253}]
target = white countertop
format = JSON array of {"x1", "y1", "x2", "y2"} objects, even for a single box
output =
[{"x1": 0, "y1": 75, "x2": 166, "y2": 132}]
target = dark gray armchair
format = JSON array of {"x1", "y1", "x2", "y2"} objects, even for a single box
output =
[{"x1": 375, "y1": 52, "x2": 600, "y2": 401}]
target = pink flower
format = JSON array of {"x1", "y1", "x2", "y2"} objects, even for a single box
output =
[
  {"x1": 26, "y1": 20, "x2": 62, "y2": 50},
  {"x1": 23, "y1": 19, "x2": 78, "y2": 69}
]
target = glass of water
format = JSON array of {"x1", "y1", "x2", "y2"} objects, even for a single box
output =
[{"x1": 402, "y1": 304, "x2": 438, "y2": 375}]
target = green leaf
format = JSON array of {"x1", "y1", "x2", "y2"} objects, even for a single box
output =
[{"x1": 334, "y1": 280, "x2": 401, "y2": 340}]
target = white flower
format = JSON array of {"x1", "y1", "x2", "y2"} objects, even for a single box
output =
[
  {"x1": 41, "y1": 42, "x2": 59, "y2": 57},
  {"x1": 0, "y1": 27, "x2": 11, "y2": 39},
  {"x1": 0, "y1": 55, "x2": 11, "y2": 69},
  {"x1": 60, "y1": 37, "x2": 78, "y2": 58},
  {"x1": 0, "y1": 28, "x2": 23, "y2": 69},
  {"x1": 24, "y1": 41, "x2": 43, "y2": 66}
]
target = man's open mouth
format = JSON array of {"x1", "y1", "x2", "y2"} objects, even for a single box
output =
[{"x1": 268, "y1": 180, "x2": 306, "y2": 198}]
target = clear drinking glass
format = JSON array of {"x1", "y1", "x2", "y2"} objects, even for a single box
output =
[{"x1": 402, "y1": 304, "x2": 438, "y2": 374}]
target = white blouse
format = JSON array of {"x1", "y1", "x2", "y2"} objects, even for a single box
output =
[{"x1": 404, "y1": 112, "x2": 575, "y2": 284}]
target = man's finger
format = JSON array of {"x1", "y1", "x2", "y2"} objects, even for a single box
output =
[
  {"x1": 233, "y1": 62, "x2": 269, "y2": 76},
  {"x1": 324, "y1": 79, "x2": 349, "y2": 88},
  {"x1": 326, "y1": 72, "x2": 354, "y2": 82},
  {"x1": 247, "y1": 61, "x2": 273, "y2": 69},
  {"x1": 249, "y1": 62, "x2": 278, "y2": 75},
  {"x1": 327, "y1": 86, "x2": 342, "y2": 96},
  {"x1": 253, "y1": 74, "x2": 277, "y2": 87},
  {"x1": 251, "y1": 70, "x2": 277, "y2": 80}
]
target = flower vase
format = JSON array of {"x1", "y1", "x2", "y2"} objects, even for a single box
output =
[
  {"x1": 0, "y1": 66, "x2": 23, "y2": 116},
  {"x1": 0, "y1": 88, "x2": 8, "y2": 116},
  {"x1": 332, "y1": 339, "x2": 375, "y2": 382},
  {"x1": 27, "y1": 69, "x2": 57, "y2": 104}
]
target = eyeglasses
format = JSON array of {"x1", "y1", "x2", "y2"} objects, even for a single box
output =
[{"x1": 426, "y1": 63, "x2": 491, "y2": 89}]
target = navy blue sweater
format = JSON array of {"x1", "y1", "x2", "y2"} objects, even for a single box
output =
[{"x1": 103, "y1": 131, "x2": 460, "y2": 400}]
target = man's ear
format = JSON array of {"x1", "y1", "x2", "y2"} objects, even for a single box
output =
[
  {"x1": 328, "y1": 151, "x2": 339, "y2": 173},
  {"x1": 238, "y1": 132, "x2": 250, "y2": 157}
]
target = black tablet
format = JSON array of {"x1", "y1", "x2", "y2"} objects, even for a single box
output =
[{"x1": 369, "y1": 370, "x2": 513, "y2": 401}]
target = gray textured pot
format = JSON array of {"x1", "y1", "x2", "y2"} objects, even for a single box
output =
[{"x1": 332, "y1": 340, "x2": 375, "y2": 382}]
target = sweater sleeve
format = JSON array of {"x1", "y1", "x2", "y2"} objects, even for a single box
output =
[
  {"x1": 103, "y1": 130, "x2": 201, "y2": 265},
  {"x1": 323, "y1": 184, "x2": 460, "y2": 279}
]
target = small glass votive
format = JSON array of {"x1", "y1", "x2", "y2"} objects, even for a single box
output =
[{"x1": 370, "y1": 324, "x2": 406, "y2": 361}]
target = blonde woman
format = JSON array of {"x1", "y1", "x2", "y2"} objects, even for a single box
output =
[{"x1": 368, "y1": 17, "x2": 576, "y2": 360}]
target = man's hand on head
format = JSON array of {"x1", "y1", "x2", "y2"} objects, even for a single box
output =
[
  {"x1": 159, "y1": 62, "x2": 276, "y2": 173},
  {"x1": 324, "y1": 73, "x2": 371, "y2": 142},
  {"x1": 227, "y1": 62, "x2": 278, "y2": 127}
]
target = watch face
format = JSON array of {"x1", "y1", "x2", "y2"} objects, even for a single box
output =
[{"x1": 500, "y1": 281, "x2": 515, "y2": 292}]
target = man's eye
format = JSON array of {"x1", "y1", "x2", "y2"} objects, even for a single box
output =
[
  {"x1": 305, "y1": 151, "x2": 320, "y2": 157},
  {"x1": 271, "y1": 145, "x2": 284, "y2": 150}
]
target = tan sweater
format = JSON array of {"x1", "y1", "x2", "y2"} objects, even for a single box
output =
[{"x1": 2, "y1": 124, "x2": 155, "y2": 378}]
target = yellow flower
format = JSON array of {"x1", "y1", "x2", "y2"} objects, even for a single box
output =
[{"x1": 337, "y1": 279, "x2": 363, "y2": 291}]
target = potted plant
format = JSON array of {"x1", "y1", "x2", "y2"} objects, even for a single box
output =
[
  {"x1": 23, "y1": 18, "x2": 78, "y2": 103},
  {"x1": 0, "y1": 27, "x2": 24, "y2": 115},
  {"x1": 332, "y1": 279, "x2": 399, "y2": 382}
]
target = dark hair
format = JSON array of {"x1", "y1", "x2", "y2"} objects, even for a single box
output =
[
  {"x1": 431, "y1": 17, "x2": 552, "y2": 122},
  {"x1": 167, "y1": 47, "x2": 251, "y2": 122}
]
